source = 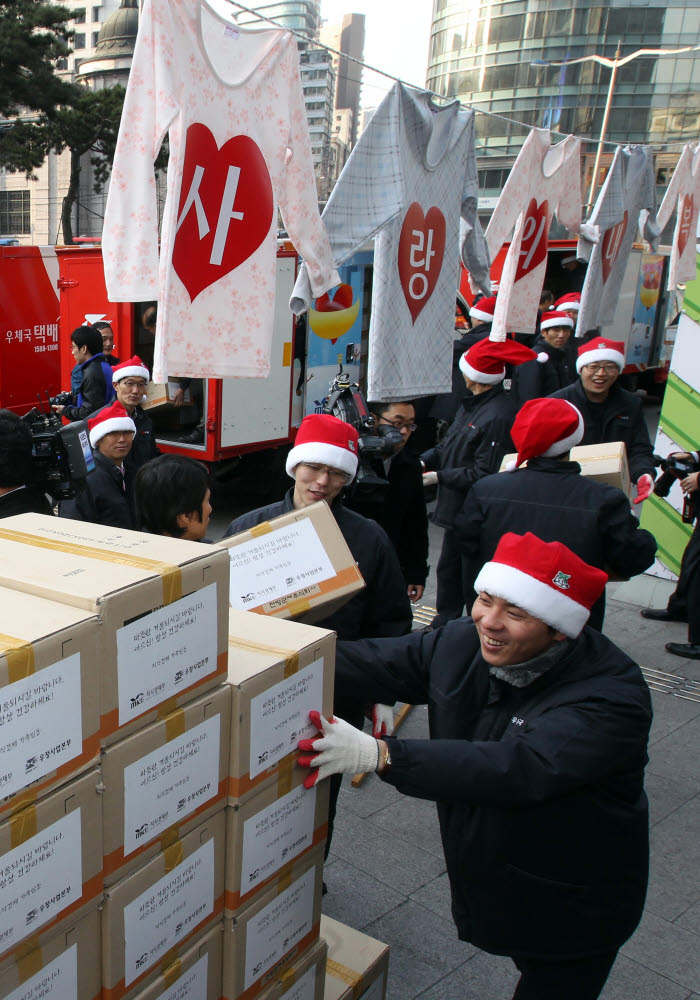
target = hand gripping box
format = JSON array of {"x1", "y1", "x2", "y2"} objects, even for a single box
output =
[
  {"x1": 0, "y1": 906, "x2": 101, "y2": 1000},
  {"x1": 0, "y1": 588, "x2": 100, "y2": 820},
  {"x1": 225, "y1": 778, "x2": 329, "y2": 915},
  {"x1": 500, "y1": 442, "x2": 631, "y2": 495},
  {"x1": 222, "y1": 844, "x2": 324, "y2": 1000},
  {"x1": 102, "y1": 810, "x2": 226, "y2": 1000},
  {"x1": 256, "y1": 939, "x2": 327, "y2": 1000},
  {"x1": 0, "y1": 515, "x2": 229, "y2": 745},
  {"x1": 102, "y1": 685, "x2": 231, "y2": 885},
  {"x1": 226, "y1": 609, "x2": 334, "y2": 802},
  {"x1": 221, "y1": 501, "x2": 364, "y2": 625},
  {"x1": 0, "y1": 768, "x2": 103, "y2": 965},
  {"x1": 320, "y1": 917, "x2": 389, "y2": 1000},
  {"x1": 121, "y1": 923, "x2": 223, "y2": 1000}
]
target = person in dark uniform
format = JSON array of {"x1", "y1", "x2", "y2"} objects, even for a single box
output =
[
  {"x1": 511, "y1": 309, "x2": 577, "y2": 407},
  {"x1": 0, "y1": 410, "x2": 54, "y2": 518},
  {"x1": 550, "y1": 337, "x2": 656, "y2": 505},
  {"x1": 456, "y1": 397, "x2": 657, "y2": 629},
  {"x1": 421, "y1": 337, "x2": 539, "y2": 626},
  {"x1": 109, "y1": 356, "x2": 159, "y2": 472},
  {"x1": 94, "y1": 321, "x2": 121, "y2": 367},
  {"x1": 60, "y1": 402, "x2": 135, "y2": 529},
  {"x1": 430, "y1": 296, "x2": 498, "y2": 426},
  {"x1": 52, "y1": 326, "x2": 115, "y2": 422},
  {"x1": 297, "y1": 532, "x2": 651, "y2": 1000},
  {"x1": 641, "y1": 448, "x2": 700, "y2": 659}
]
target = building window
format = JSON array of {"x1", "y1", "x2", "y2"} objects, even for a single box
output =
[
  {"x1": 92, "y1": 31, "x2": 100, "y2": 46},
  {"x1": 56, "y1": 58, "x2": 68, "y2": 70},
  {"x1": 73, "y1": 9, "x2": 85, "y2": 23},
  {"x1": 92, "y1": 6, "x2": 101, "y2": 21},
  {"x1": 74, "y1": 32, "x2": 85, "y2": 49},
  {"x1": 0, "y1": 191, "x2": 31, "y2": 235}
]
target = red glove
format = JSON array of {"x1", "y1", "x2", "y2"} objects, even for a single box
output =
[
  {"x1": 371, "y1": 704, "x2": 395, "y2": 738},
  {"x1": 633, "y1": 473, "x2": 654, "y2": 505},
  {"x1": 297, "y1": 711, "x2": 379, "y2": 789}
]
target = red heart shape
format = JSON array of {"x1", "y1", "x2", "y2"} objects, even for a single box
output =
[
  {"x1": 315, "y1": 283, "x2": 353, "y2": 312},
  {"x1": 601, "y1": 211, "x2": 628, "y2": 284},
  {"x1": 397, "y1": 203, "x2": 446, "y2": 324},
  {"x1": 677, "y1": 194, "x2": 694, "y2": 257},
  {"x1": 172, "y1": 124, "x2": 273, "y2": 302},
  {"x1": 514, "y1": 199, "x2": 550, "y2": 283}
]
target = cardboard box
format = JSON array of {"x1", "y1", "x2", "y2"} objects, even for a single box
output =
[
  {"x1": 222, "y1": 844, "x2": 324, "y2": 1000},
  {"x1": 0, "y1": 768, "x2": 103, "y2": 964},
  {"x1": 256, "y1": 939, "x2": 327, "y2": 1000},
  {"x1": 320, "y1": 916, "x2": 389, "y2": 1000},
  {"x1": 142, "y1": 382, "x2": 190, "y2": 412},
  {"x1": 500, "y1": 442, "x2": 631, "y2": 495},
  {"x1": 102, "y1": 810, "x2": 226, "y2": 1000},
  {"x1": 122, "y1": 923, "x2": 223, "y2": 1000},
  {"x1": 0, "y1": 514, "x2": 229, "y2": 744},
  {"x1": 102, "y1": 685, "x2": 231, "y2": 884},
  {"x1": 220, "y1": 501, "x2": 364, "y2": 625},
  {"x1": 226, "y1": 610, "x2": 334, "y2": 802},
  {"x1": 0, "y1": 905, "x2": 101, "y2": 1000},
  {"x1": 225, "y1": 779, "x2": 329, "y2": 914},
  {"x1": 0, "y1": 588, "x2": 100, "y2": 819}
]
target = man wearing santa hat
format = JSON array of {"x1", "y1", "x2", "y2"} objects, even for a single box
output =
[
  {"x1": 298, "y1": 532, "x2": 652, "y2": 999},
  {"x1": 551, "y1": 337, "x2": 656, "y2": 505},
  {"x1": 59, "y1": 401, "x2": 136, "y2": 529},
  {"x1": 511, "y1": 309, "x2": 577, "y2": 406},
  {"x1": 421, "y1": 336, "x2": 540, "y2": 626},
  {"x1": 456, "y1": 397, "x2": 657, "y2": 629},
  {"x1": 109, "y1": 355, "x2": 159, "y2": 472}
]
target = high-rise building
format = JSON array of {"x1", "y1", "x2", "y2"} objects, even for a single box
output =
[
  {"x1": 426, "y1": 1, "x2": 700, "y2": 225},
  {"x1": 320, "y1": 14, "x2": 365, "y2": 146}
]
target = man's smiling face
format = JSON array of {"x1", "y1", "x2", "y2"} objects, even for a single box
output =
[{"x1": 471, "y1": 593, "x2": 566, "y2": 666}]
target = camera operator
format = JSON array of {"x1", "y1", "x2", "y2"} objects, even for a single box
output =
[
  {"x1": 0, "y1": 410, "x2": 54, "y2": 518},
  {"x1": 52, "y1": 326, "x2": 116, "y2": 422},
  {"x1": 641, "y1": 449, "x2": 700, "y2": 659}
]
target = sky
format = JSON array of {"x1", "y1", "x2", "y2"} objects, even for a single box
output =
[{"x1": 319, "y1": 0, "x2": 435, "y2": 109}]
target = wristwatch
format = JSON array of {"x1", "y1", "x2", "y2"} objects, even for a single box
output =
[{"x1": 382, "y1": 744, "x2": 392, "y2": 773}]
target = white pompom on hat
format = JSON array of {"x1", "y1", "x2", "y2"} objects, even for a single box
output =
[
  {"x1": 459, "y1": 338, "x2": 539, "y2": 385},
  {"x1": 576, "y1": 337, "x2": 625, "y2": 374},
  {"x1": 509, "y1": 397, "x2": 584, "y2": 469},
  {"x1": 88, "y1": 401, "x2": 136, "y2": 448},
  {"x1": 473, "y1": 531, "x2": 608, "y2": 638},
  {"x1": 285, "y1": 413, "x2": 359, "y2": 481},
  {"x1": 469, "y1": 295, "x2": 497, "y2": 324},
  {"x1": 540, "y1": 309, "x2": 573, "y2": 332},
  {"x1": 111, "y1": 355, "x2": 150, "y2": 383}
]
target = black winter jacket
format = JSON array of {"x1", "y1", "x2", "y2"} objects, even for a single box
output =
[
  {"x1": 224, "y1": 489, "x2": 412, "y2": 642},
  {"x1": 0, "y1": 487, "x2": 54, "y2": 519},
  {"x1": 347, "y1": 448, "x2": 429, "y2": 586},
  {"x1": 550, "y1": 379, "x2": 655, "y2": 483},
  {"x1": 336, "y1": 621, "x2": 652, "y2": 959},
  {"x1": 59, "y1": 450, "x2": 134, "y2": 529},
  {"x1": 511, "y1": 334, "x2": 577, "y2": 408},
  {"x1": 93, "y1": 402, "x2": 159, "y2": 473},
  {"x1": 62, "y1": 353, "x2": 115, "y2": 421},
  {"x1": 421, "y1": 384, "x2": 515, "y2": 528},
  {"x1": 454, "y1": 457, "x2": 657, "y2": 628}
]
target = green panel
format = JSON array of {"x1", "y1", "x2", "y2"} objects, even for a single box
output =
[
  {"x1": 658, "y1": 371, "x2": 700, "y2": 454},
  {"x1": 683, "y1": 253, "x2": 700, "y2": 323},
  {"x1": 641, "y1": 494, "x2": 692, "y2": 576}
]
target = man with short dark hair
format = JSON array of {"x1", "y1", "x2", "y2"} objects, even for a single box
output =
[
  {"x1": 53, "y1": 326, "x2": 115, "y2": 422},
  {"x1": 134, "y1": 455, "x2": 212, "y2": 540},
  {"x1": 94, "y1": 321, "x2": 121, "y2": 367},
  {"x1": 0, "y1": 409, "x2": 54, "y2": 518},
  {"x1": 109, "y1": 356, "x2": 159, "y2": 472}
]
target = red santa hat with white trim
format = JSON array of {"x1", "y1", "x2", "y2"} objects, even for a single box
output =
[
  {"x1": 285, "y1": 413, "x2": 359, "y2": 481},
  {"x1": 575, "y1": 337, "x2": 625, "y2": 374},
  {"x1": 88, "y1": 401, "x2": 136, "y2": 448},
  {"x1": 540, "y1": 309, "x2": 573, "y2": 332},
  {"x1": 469, "y1": 295, "x2": 497, "y2": 324},
  {"x1": 459, "y1": 338, "x2": 545, "y2": 385},
  {"x1": 474, "y1": 532, "x2": 608, "y2": 638},
  {"x1": 112, "y1": 355, "x2": 150, "y2": 383},
  {"x1": 507, "y1": 398, "x2": 584, "y2": 470},
  {"x1": 554, "y1": 292, "x2": 581, "y2": 312}
]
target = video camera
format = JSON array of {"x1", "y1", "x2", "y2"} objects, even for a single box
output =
[
  {"x1": 324, "y1": 371, "x2": 402, "y2": 494},
  {"x1": 21, "y1": 399, "x2": 94, "y2": 501},
  {"x1": 654, "y1": 454, "x2": 697, "y2": 524}
]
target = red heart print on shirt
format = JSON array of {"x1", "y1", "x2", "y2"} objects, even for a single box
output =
[
  {"x1": 172, "y1": 123, "x2": 273, "y2": 302},
  {"x1": 514, "y1": 199, "x2": 550, "y2": 283},
  {"x1": 601, "y1": 211, "x2": 628, "y2": 284},
  {"x1": 398, "y1": 203, "x2": 446, "y2": 324},
  {"x1": 677, "y1": 194, "x2": 694, "y2": 257}
]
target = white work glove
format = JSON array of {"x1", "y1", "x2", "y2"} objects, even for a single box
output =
[
  {"x1": 371, "y1": 703, "x2": 395, "y2": 738},
  {"x1": 422, "y1": 470, "x2": 438, "y2": 488},
  {"x1": 297, "y1": 711, "x2": 379, "y2": 788},
  {"x1": 633, "y1": 473, "x2": 654, "y2": 505}
]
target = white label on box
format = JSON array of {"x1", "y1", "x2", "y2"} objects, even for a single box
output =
[
  {"x1": 160, "y1": 953, "x2": 209, "y2": 1000},
  {"x1": 249, "y1": 659, "x2": 324, "y2": 779},
  {"x1": 117, "y1": 584, "x2": 218, "y2": 725},
  {"x1": 4, "y1": 943, "x2": 78, "y2": 1000},
  {"x1": 123, "y1": 838, "x2": 215, "y2": 986},
  {"x1": 0, "y1": 653, "x2": 82, "y2": 799},
  {"x1": 283, "y1": 963, "x2": 317, "y2": 1000},
  {"x1": 228, "y1": 519, "x2": 335, "y2": 609},
  {"x1": 241, "y1": 784, "x2": 317, "y2": 892},
  {"x1": 0, "y1": 809, "x2": 82, "y2": 953},
  {"x1": 243, "y1": 866, "x2": 316, "y2": 990},
  {"x1": 124, "y1": 715, "x2": 221, "y2": 856}
]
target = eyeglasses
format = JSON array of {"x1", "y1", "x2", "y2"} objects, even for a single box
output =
[
  {"x1": 582, "y1": 363, "x2": 619, "y2": 375},
  {"x1": 300, "y1": 463, "x2": 351, "y2": 484},
  {"x1": 120, "y1": 379, "x2": 148, "y2": 389},
  {"x1": 378, "y1": 417, "x2": 418, "y2": 432}
]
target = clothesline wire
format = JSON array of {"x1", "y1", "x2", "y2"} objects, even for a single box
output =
[{"x1": 224, "y1": 0, "x2": 696, "y2": 152}]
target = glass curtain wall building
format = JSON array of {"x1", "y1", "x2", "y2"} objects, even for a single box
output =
[{"x1": 426, "y1": 1, "x2": 700, "y2": 221}]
